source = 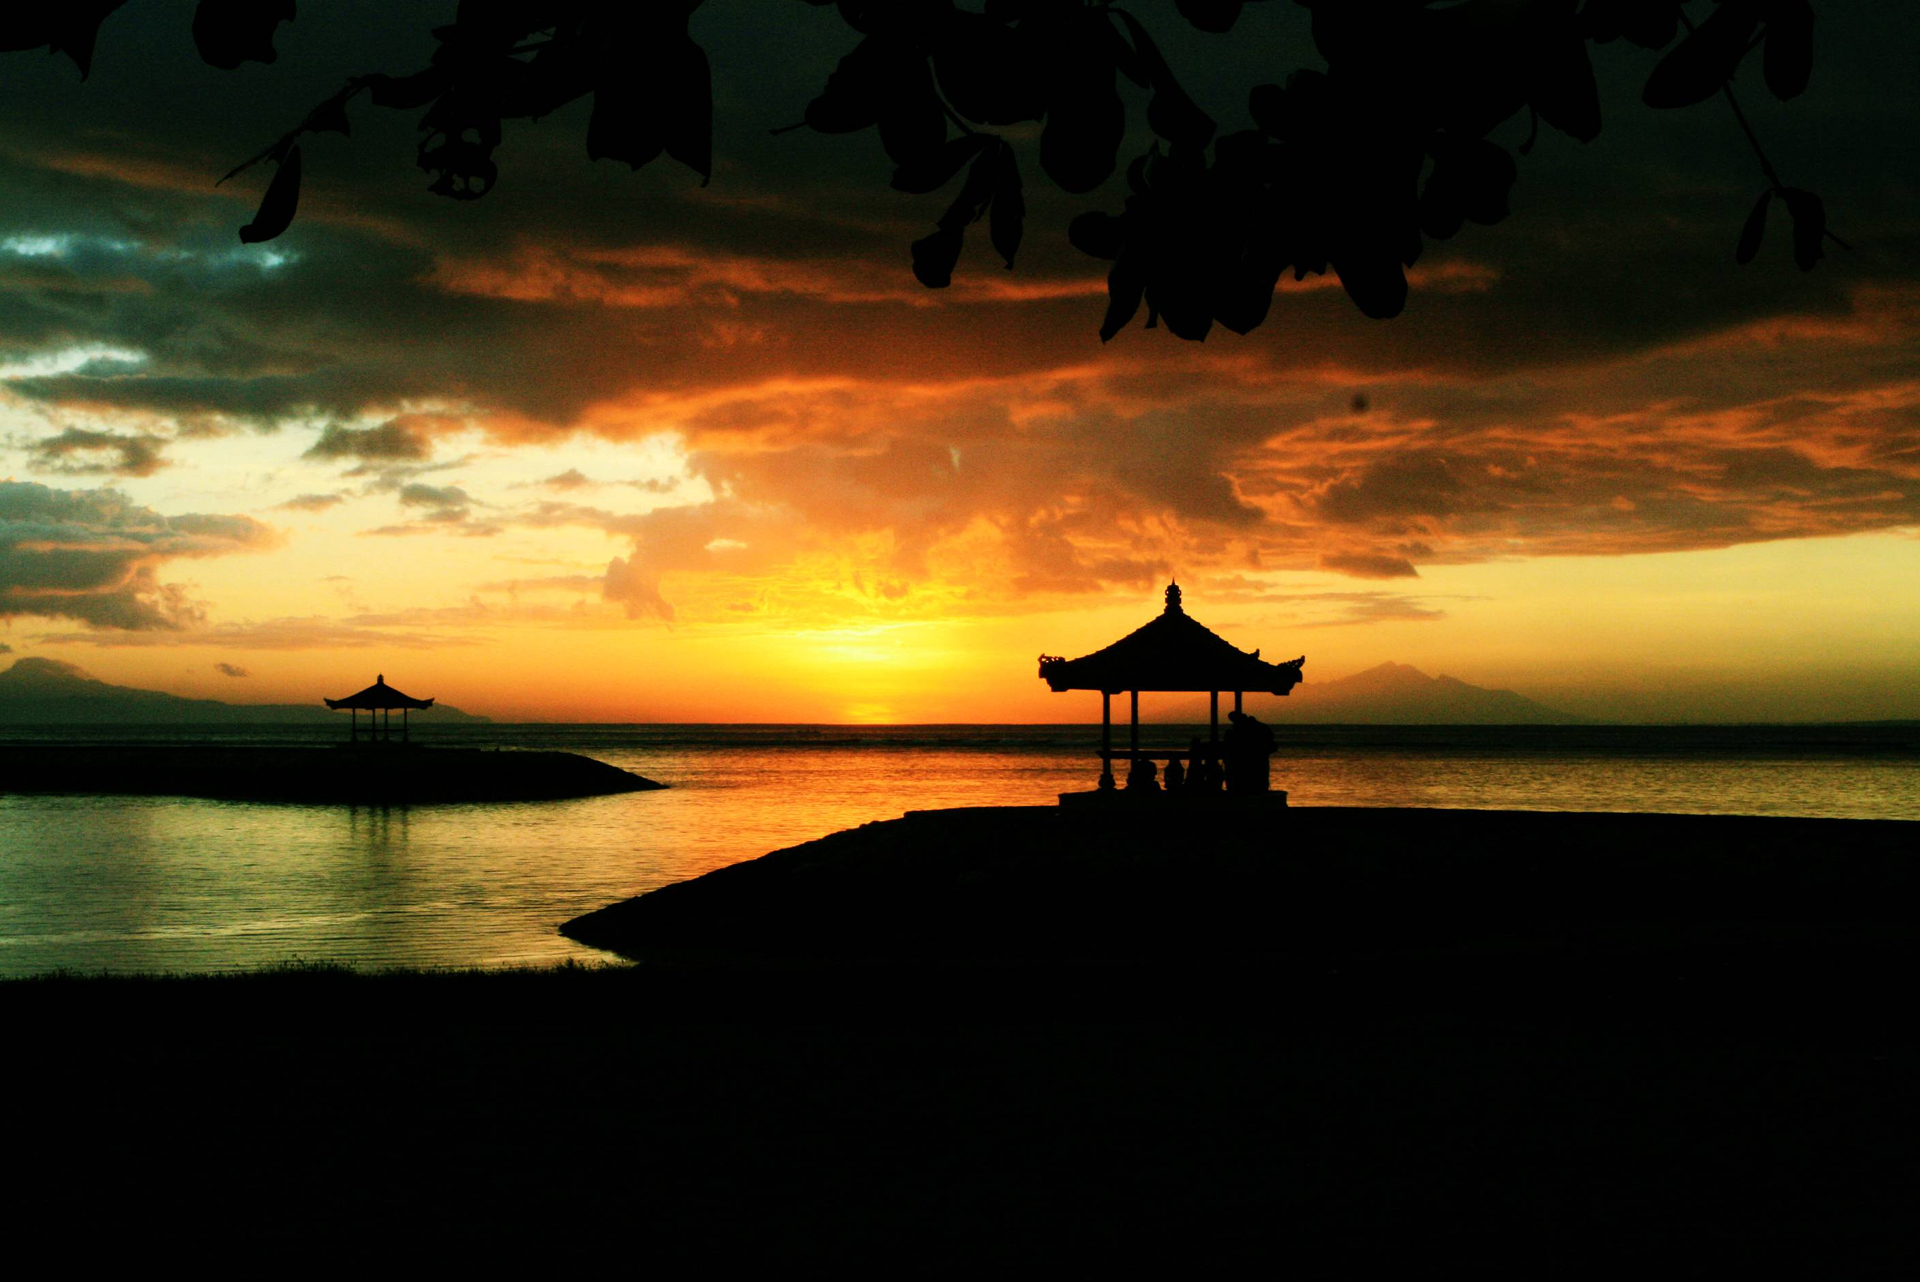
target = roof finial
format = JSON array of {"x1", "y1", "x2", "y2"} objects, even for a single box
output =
[
  {"x1": 1164, "y1": 580, "x2": 1183, "y2": 614},
  {"x1": 377, "y1": 673, "x2": 384, "y2": 684}
]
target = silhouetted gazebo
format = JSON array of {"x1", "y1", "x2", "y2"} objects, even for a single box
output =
[
  {"x1": 324, "y1": 674, "x2": 434, "y2": 743},
  {"x1": 1038, "y1": 583, "x2": 1303, "y2": 790}
]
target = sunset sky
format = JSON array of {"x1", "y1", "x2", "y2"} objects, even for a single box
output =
[{"x1": 1, "y1": 2, "x2": 1915, "y2": 723}]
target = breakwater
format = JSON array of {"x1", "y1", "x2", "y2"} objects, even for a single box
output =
[{"x1": 0, "y1": 743, "x2": 662, "y2": 804}]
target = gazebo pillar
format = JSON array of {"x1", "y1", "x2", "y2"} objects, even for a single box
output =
[
  {"x1": 1099, "y1": 692, "x2": 1114, "y2": 790},
  {"x1": 1210, "y1": 691, "x2": 1218, "y2": 742},
  {"x1": 1234, "y1": 690, "x2": 1243, "y2": 714},
  {"x1": 1129, "y1": 690, "x2": 1139, "y2": 763}
]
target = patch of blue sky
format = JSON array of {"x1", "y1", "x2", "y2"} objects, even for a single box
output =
[
  {"x1": 2, "y1": 232, "x2": 296, "y2": 271},
  {"x1": 0, "y1": 344, "x2": 148, "y2": 381}
]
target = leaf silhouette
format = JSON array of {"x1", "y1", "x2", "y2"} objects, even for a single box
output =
[
  {"x1": 239, "y1": 145, "x2": 301, "y2": 243},
  {"x1": 419, "y1": 92, "x2": 503, "y2": 198},
  {"x1": 934, "y1": 13, "x2": 1044, "y2": 125},
  {"x1": 1039, "y1": 20, "x2": 1124, "y2": 193},
  {"x1": 1736, "y1": 188, "x2": 1772, "y2": 264},
  {"x1": 891, "y1": 134, "x2": 993, "y2": 195},
  {"x1": 1582, "y1": 0, "x2": 1682, "y2": 51},
  {"x1": 1174, "y1": 0, "x2": 1246, "y2": 35},
  {"x1": 304, "y1": 95, "x2": 351, "y2": 137},
  {"x1": 1642, "y1": 1, "x2": 1763, "y2": 109},
  {"x1": 1111, "y1": 11, "x2": 1217, "y2": 150},
  {"x1": 367, "y1": 67, "x2": 449, "y2": 110},
  {"x1": 661, "y1": 38, "x2": 713, "y2": 182},
  {"x1": 988, "y1": 143, "x2": 1024, "y2": 269},
  {"x1": 1530, "y1": 15, "x2": 1602, "y2": 143},
  {"x1": 939, "y1": 149, "x2": 998, "y2": 232},
  {"x1": 1782, "y1": 187, "x2": 1825, "y2": 270},
  {"x1": 588, "y1": 82, "x2": 664, "y2": 169},
  {"x1": 1247, "y1": 82, "x2": 1288, "y2": 139},
  {"x1": 876, "y1": 55, "x2": 946, "y2": 167},
  {"x1": 193, "y1": 0, "x2": 295, "y2": 71},
  {"x1": 1763, "y1": 0, "x2": 1814, "y2": 102},
  {"x1": 806, "y1": 38, "x2": 885, "y2": 134},
  {"x1": 1100, "y1": 254, "x2": 1146, "y2": 342},
  {"x1": 1458, "y1": 140, "x2": 1517, "y2": 226},
  {"x1": 911, "y1": 227, "x2": 964, "y2": 289},
  {"x1": 1068, "y1": 211, "x2": 1126, "y2": 261},
  {"x1": 1333, "y1": 253, "x2": 1408, "y2": 321},
  {"x1": 40, "y1": 1, "x2": 128, "y2": 79}
]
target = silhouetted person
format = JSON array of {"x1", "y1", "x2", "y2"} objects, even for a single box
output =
[
  {"x1": 1182, "y1": 736, "x2": 1213, "y2": 786},
  {"x1": 1163, "y1": 754, "x2": 1185, "y2": 792},
  {"x1": 1224, "y1": 710, "x2": 1276, "y2": 793},
  {"x1": 1125, "y1": 756, "x2": 1159, "y2": 792},
  {"x1": 1188, "y1": 736, "x2": 1220, "y2": 792}
]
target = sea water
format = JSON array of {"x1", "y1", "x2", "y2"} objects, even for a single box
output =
[{"x1": 0, "y1": 722, "x2": 1914, "y2": 976}]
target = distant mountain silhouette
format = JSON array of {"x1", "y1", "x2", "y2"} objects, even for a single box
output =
[
  {"x1": 1283, "y1": 662, "x2": 1585, "y2": 725},
  {"x1": 0, "y1": 658, "x2": 487, "y2": 726}
]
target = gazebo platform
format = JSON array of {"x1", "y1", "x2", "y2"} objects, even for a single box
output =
[{"x1": 1060, "y1": 789, "x2": 1289, "y2": 809}]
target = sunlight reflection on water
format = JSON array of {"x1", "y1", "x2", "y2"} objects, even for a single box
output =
[{"x1": 1, "y1": 724, "x2": 1914, "y2": 975}]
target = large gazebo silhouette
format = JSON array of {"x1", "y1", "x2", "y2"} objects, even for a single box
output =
[
  {"x1": 324, "y1": 674, "x2": 434, "y2": 743},
  {"x1": 1039, "y1": 583, "x2": 1303, "y2": 791}
]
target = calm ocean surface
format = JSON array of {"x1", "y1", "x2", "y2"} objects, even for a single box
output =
[{"x1": 2, "y1": 722, "x2": 1915, "y2": 977}]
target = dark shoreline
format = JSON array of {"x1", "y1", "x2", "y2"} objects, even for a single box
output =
[
  {"x1": 0, "y1": 742, "x2": 663, "y2": 803},
  {"x1": 563, "y1": 804, "x2": 1918, "y2": 965}
]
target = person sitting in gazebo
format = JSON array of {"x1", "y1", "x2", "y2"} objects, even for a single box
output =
[
  {"x1": 1224, "y1": 710, "x2": 1277, "y2": 793},
  {"x1": 1125, "y1": 756, "x2": 1159, "y2": 792},
  {"x1": 1188, "y1": 735, "x2": 1220, "y2": 792},
  {"x1": 1163, "y1": 753, "x2": 1186, "y2": 792}
]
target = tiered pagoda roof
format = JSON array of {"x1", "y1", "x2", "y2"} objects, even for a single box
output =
[
  {"x1": 1038, "y1": 584, "x2": 1304, "y2": 695},
  {"x1": 324, "y1": 674, "x2": 434, "y2": 711}
]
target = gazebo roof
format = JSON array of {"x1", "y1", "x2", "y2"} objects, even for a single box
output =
[
  {"x1": 1038, "y1": 584, "x2": 1304, "y2": 695},
  {"x1": 324, "y1": 674, "x2": 434, "y2": 711}
]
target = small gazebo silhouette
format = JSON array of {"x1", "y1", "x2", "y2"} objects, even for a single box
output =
[
  {"x1": 1039, "y1": 583, "x2": 1303, "y2": 791},
  {"x1": 324, "y1": 674, "x2": 434, "y2": 743}
]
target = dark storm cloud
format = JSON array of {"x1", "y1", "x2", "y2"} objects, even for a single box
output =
[
  {"x1": 214, "y1": 662, "x2": 248, "y2": 677},
  {"x1": 0, "y1": 480, "x2": 275, "y2": 629},
  {"x1": 397, "y1": 482, "x2": 471, "y2": 512},
  {"x1": 307, "y1": 419, "x2": 430, "y2": 462},
  {"x1": 1313, "y1": 454, "x2": 1479, "y2": 524},
  {"x1": 276, "y1": 492, "x2": 345, "y2": 512},
  {"x1": 1319, "y1": 552, "x2": 1420, "y2": 580},
  {"x1": 1287, "y1": 593, "x2": 1450, "y2": 628},
  {"x1": 26, "y1": 426, "x2": 168, "y2": 476}
]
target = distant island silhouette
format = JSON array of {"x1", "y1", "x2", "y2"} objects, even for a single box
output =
[
  {"x1": 0, "y1": 657, "x2": 489, "y2": 726},
  {"x1": 1280, "y1": 662, "x2": 1586, "y2": 725}
]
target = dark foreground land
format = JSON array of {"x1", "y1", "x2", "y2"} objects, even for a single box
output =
[
  {"x1": 7, "y1": 806, "x2": 1915, "y2": 1268},
  {"x1": 0, "y1": 742, "x2": 661, "y2": 803},
  {"x1": 567, "y1": 804, "x2": 1917, "y2": 965}
]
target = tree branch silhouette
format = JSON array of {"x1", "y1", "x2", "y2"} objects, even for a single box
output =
[{"x1": 2, "y1": 0, "x2": 1843, "y2": 338}]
